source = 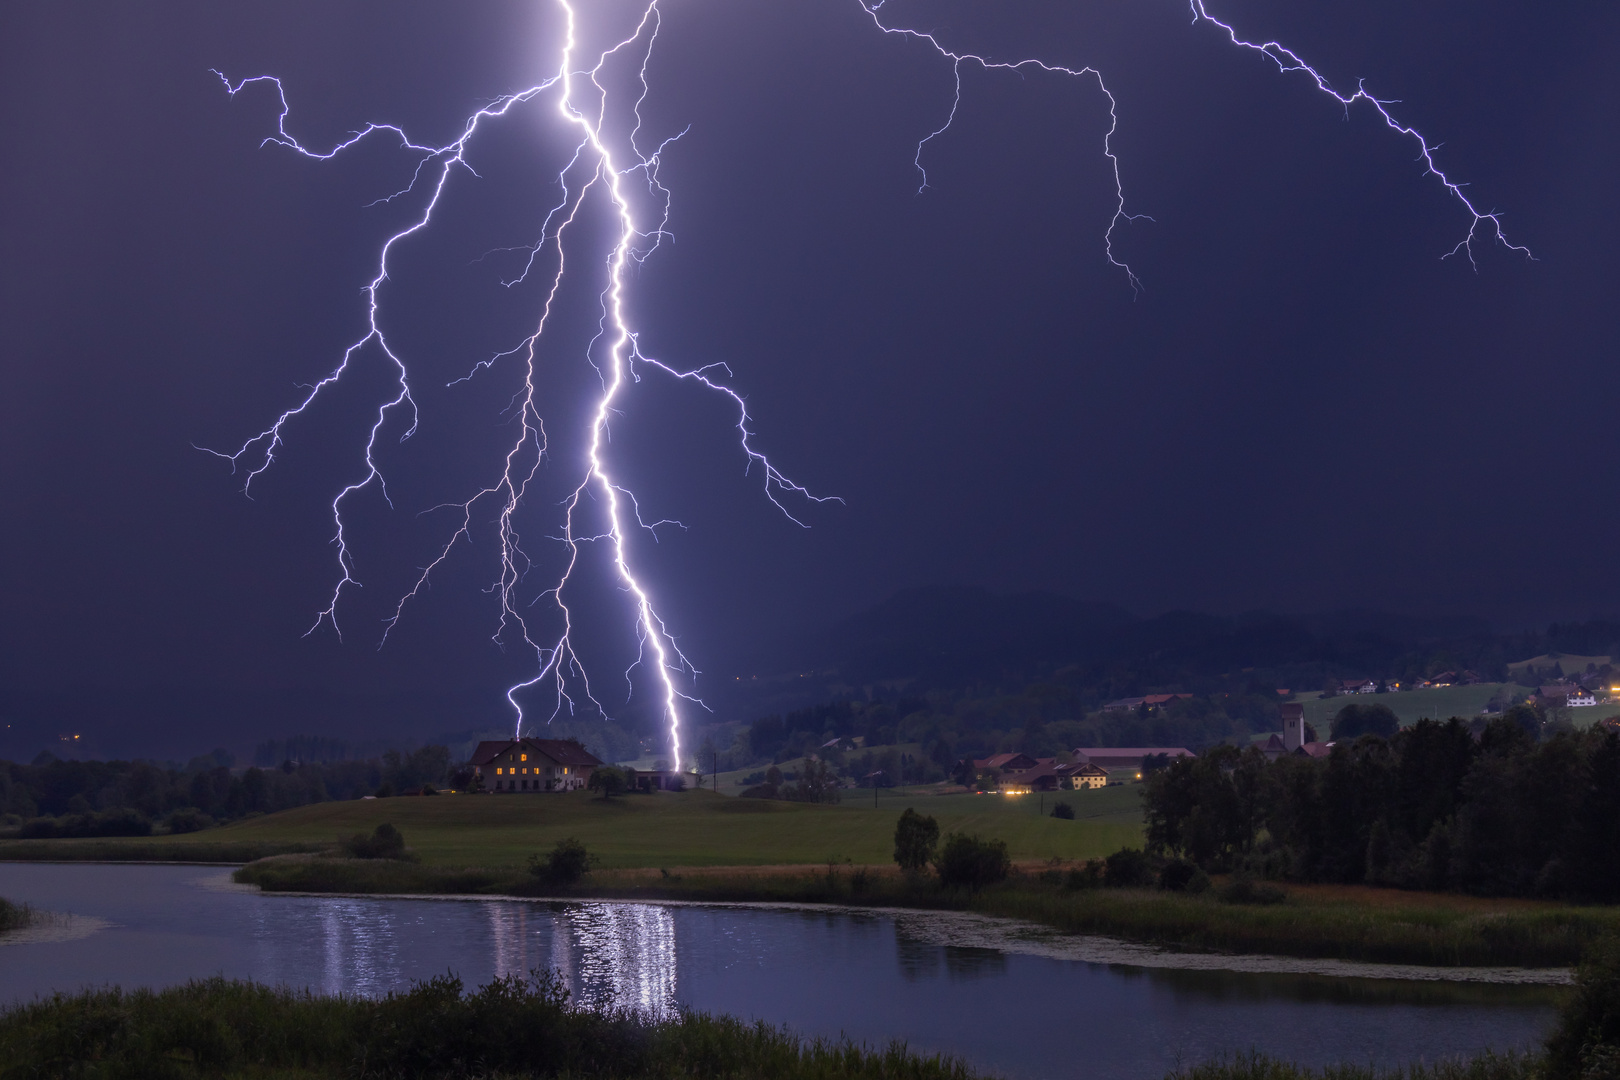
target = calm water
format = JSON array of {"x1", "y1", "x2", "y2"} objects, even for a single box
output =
[{"x1": 0, "y1": 864, "x2": 1556, "y2": 1080}]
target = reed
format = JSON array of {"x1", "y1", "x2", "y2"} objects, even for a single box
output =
[
  {"x1": 0, "y1": 973, "x2": 981, "y2": 1080},
  {"x1": 1168, "y1": 1050, "x2": 1540, "y2": 1080},
  {"x1": 0, "y1": 896, "x2": 38, "y2": 933}
]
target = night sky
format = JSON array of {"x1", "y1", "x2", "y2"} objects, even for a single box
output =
[{"x1": 2, "y1": 1, "x2": 1616, "y2": 750}]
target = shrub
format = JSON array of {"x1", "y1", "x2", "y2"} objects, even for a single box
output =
[
  {"x1": 1104, "y1": 847, "x2": 1157, "y2": 888},
  {"x1": 1063, "y1": 859, "x2": 1105, "y2": 890},
  {"x1": 164, "y1": 807, "x2": 215, "y2": 834},
  {"x1": 529, "y1": 837, "x2": 595, "y2": 885},
  {"x1": 1218, "y1": 873, "x2": 1288, "y2": 905},
  {"x1": 934, "y1": 833, "x2": 1010, "y2": 890},
  {"x1": 18, "y1": 809, "x2": 152, "y2": 839},
  {"x1": 1547, "y1": 934, "x2": 1620, "y2": 1080},
  {"x1": 343, "y1": 823, "x2": 408, "y2": 860},
  {"x1": 1051, "y1": 802, "x2": 1075, "y2": 820},
  {"x1": 1160, "y1": 859, "x2": 1211, "y2": 893},
  {"x1": 893, "y1": 808, "x2": 941, "y2": 872}
]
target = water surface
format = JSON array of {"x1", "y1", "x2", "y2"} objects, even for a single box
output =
[{"x1": 0, "y1": 864, "x2": 1557, "y2": 1080}]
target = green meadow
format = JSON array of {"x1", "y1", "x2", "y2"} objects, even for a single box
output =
[
  {"x1": 1297, "y1": 684, "x2": 1540, "y2": 731},
  {"x1": 0, "y1": 785, "x2": 1144, "y2": 869}
]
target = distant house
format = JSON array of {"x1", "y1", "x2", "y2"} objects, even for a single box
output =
[
  {"x1": 1293, "y1": 741, "x2": 1333, "y2": 760},
  {"x1": 469, "y1": 737, "x2": 602, "y2": 793},
  {"x1": 1141, "y1": 693, "x2": 1195, "y2": 709},
  {"x1": 1548, "y1": 683, "x2": 1600, "y2": 709},
  {"x1": 1063, "y1": 763, "x2": 1110, "y2": 790},
  {"x1": 1340, "y1": 679, "x2": 1378, "y2": 695},
  {"x1": 1102, "y1": 697, "x2": 1146, "y2": 712},
  {"x1": 1538, "y1": 685, "x2": 1574, "y2": 707},
  {"x1": 973, "y1": 752, "x2": 1039, "y2": 775},
  {"x1": 996, "y1": 759, "x2": 1108, "y2": 792}
]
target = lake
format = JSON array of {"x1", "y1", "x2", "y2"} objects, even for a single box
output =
[{"x1": 0, "y1": 863, "x2": 1557, "y2": 1080}]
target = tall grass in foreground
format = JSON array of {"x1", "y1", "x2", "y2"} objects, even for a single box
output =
[
  {"x1": 1169, "y1": 1051, "x2": 1540, "y2": 1080},
  {"x1": 0, "y1": 973, "x2": 977, "y2": 1080}
]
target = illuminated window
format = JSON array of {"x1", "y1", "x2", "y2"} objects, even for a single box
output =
[
  {"x1": 563, "y1": 767, "x2": 569, "y2": 775},
  {"x1": 521, "y1": 754, "x2": 527, "y2": 761},
  {"x1": 496, "y1": 767, "x2": 503, "y2": 775}
]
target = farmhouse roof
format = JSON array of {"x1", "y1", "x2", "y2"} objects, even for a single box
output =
[
  {"x1": 1073, "y1": 747, "x2": 1194, "y2": 764},
  {"x1": 468, "y1": 738, "x2": 603, "y2": 768}
]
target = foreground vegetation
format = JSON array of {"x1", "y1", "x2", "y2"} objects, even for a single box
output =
[
  {"x1": 0, "y1": 971, "x2": 978, "y2": 1080},
  {"x1": 9, "y1": 927, "x2": 1620, "y2": 1079}
]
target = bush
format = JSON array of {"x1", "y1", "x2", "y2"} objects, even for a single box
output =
[
  {"x1": 1051, "y1": 802, "x2": 1075, "y2": 820},
  {"x1": 1063, "y1": 859, "x2": 1105, "y2": 890},
  {"x1": 343, "y1": 823, "x2": 408, "y2": 860},
  {"x1": 18, "y1": 809, "x2": 152, "y2": 839},
  {"x1": 934, "y1": 833, "x2": 1010, "y2": 890},
  {"x1": 1104, "y1": 847, "x2": 1157, "y2": 888},
  {"x1": 1218, "y1": 873, "x2": 1288, "y2": 905},
  {"x1": 1547, "y1": 934, "x2": 1620, "y2": 1080},
  {"x1": 529, "y1": 837, "x2": 595, "y2": 885},
  {"x1": 164, "y1": 807, "x2": 215, "y2": 834},
  {"x1": 1331, "y1": 702, "x2": 1399, "y2": 741},
  {"x1": 1160, "y1": 859, "x2": 1211, "y2": 893},
  {"x1": 893, "y1": 808, "x2": 940, "y2": 872}
]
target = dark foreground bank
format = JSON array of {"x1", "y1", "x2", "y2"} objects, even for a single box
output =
[{"x1": 10, "y1": 934, "x2": 1620, "y2": 1080}]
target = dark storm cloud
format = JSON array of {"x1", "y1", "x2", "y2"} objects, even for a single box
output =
[{"x1": 1, "y1": 0, "x2": 1615, "y2": 750}]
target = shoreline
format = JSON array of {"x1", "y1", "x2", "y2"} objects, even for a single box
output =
[{"x1": 235, "y1": 879, "x2": 1574, "y2": 986}]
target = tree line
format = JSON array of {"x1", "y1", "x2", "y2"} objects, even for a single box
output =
[
  {"x1": 0, "y1": 745, "x2": 450, "y2": 837},
  {"x1": 1142, "y1": 711, "x2": 1620, "y2": 901}
]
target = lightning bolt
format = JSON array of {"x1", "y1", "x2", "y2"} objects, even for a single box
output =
[{"x1": 207, "y1": 1, "x2": 1529, "y2": 771}]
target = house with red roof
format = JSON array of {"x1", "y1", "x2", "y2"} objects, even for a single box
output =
[{"x1": 468, "y1": 737, "x2": 602, "y2": 793}]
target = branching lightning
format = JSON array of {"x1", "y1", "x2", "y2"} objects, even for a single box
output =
[{"x1": 208, "y1": 0, "x2": 1529, "y2": 770}]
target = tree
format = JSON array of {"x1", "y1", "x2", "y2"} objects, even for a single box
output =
[
  {"x1": 588, "y1": 766, "x2": 627, "y2": 799},
  {"x1": 344, "y1": 823, "x2": 407, "y2": 860},
  {"x1": 1330, "y1": 702, "x2": 1399, "y2": 741},
  {"x1": 784, "y1": 759, "x2": 839, "y2": 803},
  {"x1": 893, "y1": 808, "x2": 940, "y2": 871},
  {"x1": 1546, "y1": 935, "x2": 1620, "y2": 1080},
  {"x1": 529, "y1": 837, "x2": 595, "y2": 885},
  {"x1": 934, "y1": 833, "x2": 1010, "y2": 889}
]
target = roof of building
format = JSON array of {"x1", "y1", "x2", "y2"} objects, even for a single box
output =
[
  {"x1": 468, "y1": 737, "x2": 603, "y2": 768},
  {"x1": 1073, "y1": 747, "x2": 1194, "y2": 762},
  {"x1": 976, "y1": 752, "x2": 1038, "y2": 771},
  {"x1": 1294, "y1": 741, "x2": 1333, "y2": 759}
]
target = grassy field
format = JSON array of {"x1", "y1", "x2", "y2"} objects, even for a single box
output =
[
  {"x1": 1298, "y1": 684, "x2": 1536, "y2": 731},
  {"x1": 0, "y1": 786, "x2": 1144, "y2": 869}
]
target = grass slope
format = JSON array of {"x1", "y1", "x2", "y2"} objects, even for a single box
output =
[
  {"x1": 1299, "y1": 685, "x2": 1533, "y2": 731},
  {"x1": 0, "y1": 787, "x2": 1143, "y2": 869}
]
